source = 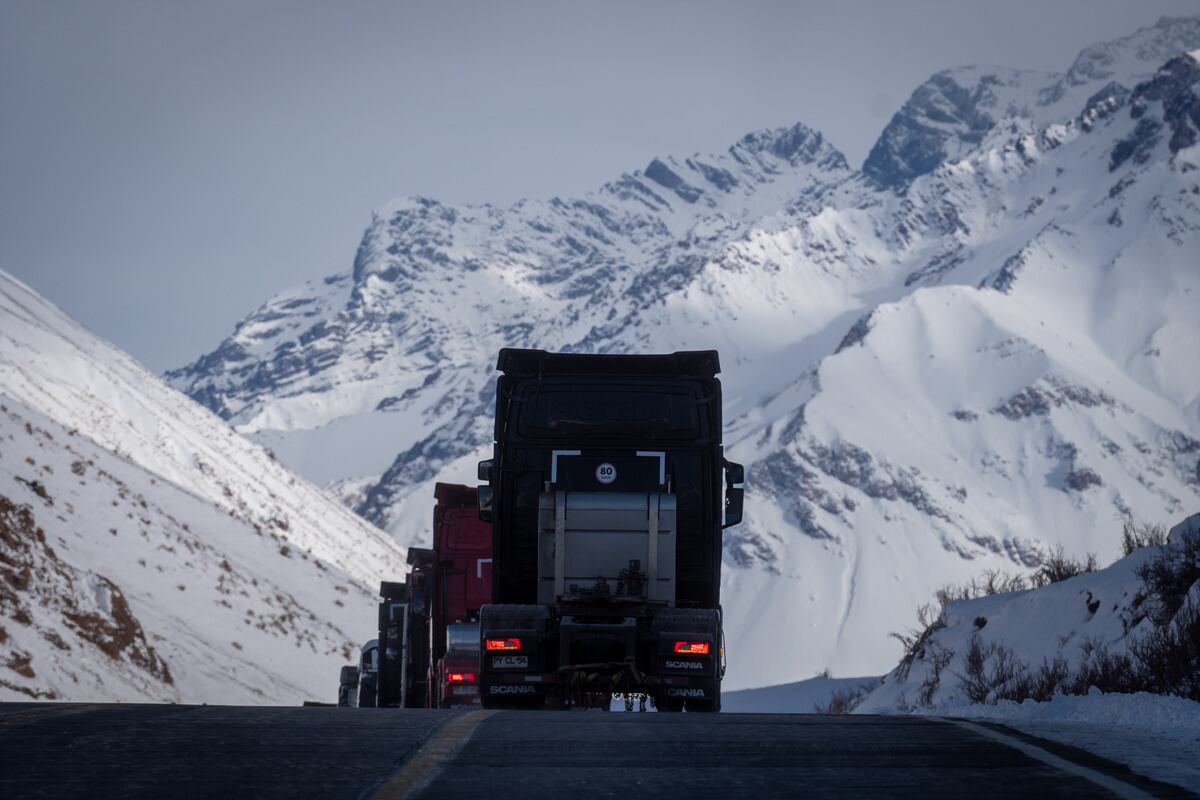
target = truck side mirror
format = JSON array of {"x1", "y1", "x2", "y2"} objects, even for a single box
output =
[
  {"x1": 722, "y1": 459, "x2": 744, "y2": 528},
  {"x1": 477, "y1": 458, "x2": 494, "y2": 482},
  {"x1": 477, "y1": 485, "x2": 494, "y2": 523}
]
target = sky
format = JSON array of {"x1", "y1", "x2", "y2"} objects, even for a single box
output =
[{"x1": 3, "y1": 0, "x2": 1200, "y2": 372}]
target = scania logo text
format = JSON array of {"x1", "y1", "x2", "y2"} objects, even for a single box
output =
[{"x1": 489, "y1": 684, "x2": 537, "y2": 695}]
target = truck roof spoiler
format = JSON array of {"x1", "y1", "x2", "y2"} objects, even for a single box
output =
[
  {"x1": 434, "y1": 482, "x2": 478, "y2": 508},
  {"x1": 405, "y1": 547, "x2": 435, "y2": 568},
  {"x1": 496, "y1": 348, "x2": 720, "y2": 378},
  {"x1": 379, "y1": 580, "x2": 408, "y2": 598}
]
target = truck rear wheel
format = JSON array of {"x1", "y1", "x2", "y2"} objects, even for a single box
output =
[
  {"x1": 685, "y1": 695, "x2": 720, "y2": 713},
  {"x1": 482, "y1": 695, "x2": 544, "y2": 710},
  {"x1": 337, "y1": 666, "x2": 359, "y2": 708},
  {"x1": 656, "y1": 694, "x2": 684, "y2": 712},
  {"x1": 684, "y1": 679, "x2": 721, "y2": 712},
  {"x1": 357, "y1": 673, "x2": 378, "y2": 708}
]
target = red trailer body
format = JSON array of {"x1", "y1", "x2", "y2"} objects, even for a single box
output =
[
  {"x1": 346, "y1": 483, "x2": 493, "y2": 709},
  {"x1": 427, "y1": 482, "x2": 492, "y2": 707}
]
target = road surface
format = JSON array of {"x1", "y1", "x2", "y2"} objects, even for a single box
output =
[{"x1": 0, "y1": 702, "x2": 1191, "y2": 798}]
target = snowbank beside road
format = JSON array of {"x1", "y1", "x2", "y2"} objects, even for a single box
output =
[
  {"x1": 853, "y1": 512, "x2": 1200, "y2": 792},
  {"x1": 938, "y1": 692, "x2": 1200, "y2": 793}
]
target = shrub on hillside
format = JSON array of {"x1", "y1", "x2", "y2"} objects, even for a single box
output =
[
  {"x1": 893, "y1": 518, "x2": 1200, "y2": 707},
  {"x1": 1135, "y1": 522, "x2": 1200, "y2": 626},
  {"x1": 890, "y1": 603, "x2": 944, "y2": 681},
  {"x1": 1120, "y1": 513, "x2": 1168, "y2": 556},
  {"x1": 1128, "y1": 522, "x2": 1200, "y2": 700},
  {"x1": 1129, "y1": 596, "x2": 1200, "y2": 700},
  {"x1": 1030, "y1": 546, "x2": 1098, "y2": 588},
  {"x1": 960, "y1": 636, "x2": 1033, "y2": 704},
  {"x1": 933, "y1": 570, "x2": 1030, "y2": 608},
  {"x1": 1068, "y1": 640, "x2": 1142, "y2": 695},
  {"x1": 814, "y1": 682, "x2": 876, "y2": 714}
]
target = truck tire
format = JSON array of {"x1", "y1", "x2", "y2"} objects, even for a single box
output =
[
  {"x1": 358, "y1": 672, "x2": 378, "y2": 708},
  {"x1": 337, "y1": 666, "x2": 359, "y2": 708},
  {"x1": 656, "y1": 695, "x2": 685, "y2": 713},
  {"x1": 685, "y1": 687, "x2": 721, "y2": 713}
]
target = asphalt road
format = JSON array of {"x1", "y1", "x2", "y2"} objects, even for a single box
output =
[{"x1": 0, "y1": 702, "x2": 1192, "y2": 799}]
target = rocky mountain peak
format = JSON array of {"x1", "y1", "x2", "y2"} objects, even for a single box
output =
[
  {"x1": 733, "y1": 121, "x2": 846, "y2": 168},
  {"x1": 1061, "y1": 15, "x2": 1200, "y2": 90},
  {"x1": 862, "y1": 65, "x2": 1048, "y2": 189},
  {"x1": 1111, "y1": 51, "x2": 1200, "y2": 169},
  {"x1": 867, "y1": 15, "x2": 1200, "y2": 189}
]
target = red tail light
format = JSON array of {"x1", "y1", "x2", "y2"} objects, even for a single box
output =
[
  {"x1": 485, "y1": 637, "x2": 522, "y2": 651},
  {"x1": 447, "y1": 672, "x2": 476, "y2": 684},
  {"x1": 673, "y1": 641, "x2": 711, "y2": 655}
]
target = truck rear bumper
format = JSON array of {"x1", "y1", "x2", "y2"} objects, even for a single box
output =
[
  {"x1": 482, "y1": 671, "x2": 720, "y2": 706},
  {"x1": 486, "y1": 672, "x2": 714, "y2": 688},
  {"x1": 479, "y1": 603, "x2": 721, "y2": 706}
]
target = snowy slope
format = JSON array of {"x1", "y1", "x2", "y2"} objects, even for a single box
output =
[
  {"x1": 858, "y1": 514, "x2": 1199, "y2": 714},
  {"x1": 0, "y1": 272, "x2": 404, "y2": 588},
  {"x1": 0, "y1": 271, "x2": 407, "y2": 702},
  {"x1": 854, "y1": 513, "x2": 1200, "y2": 791},
  {"x1": 169, "y1": 18, "x2": 1200, "y2": 690}
]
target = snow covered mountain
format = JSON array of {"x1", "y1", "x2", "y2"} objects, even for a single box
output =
[
  {"x1": 864, "y1": 15, "x2": 1200, "y2": 187},
  {"x1": 858, "y1": 512, "x2": 1200, "y2": 714},
  {"x1": 0, "y1": 271, "x2": 407, "y2": 703},
  {"x1": 168, "y1": 17, "x2": 1200, "y2": 690}
]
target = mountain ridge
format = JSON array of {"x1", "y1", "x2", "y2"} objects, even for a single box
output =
[{"x1": 167, "y1": 19, "x2": 1200, "y2": 688}]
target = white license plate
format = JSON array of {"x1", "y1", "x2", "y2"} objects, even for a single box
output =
[
  {"x1": 451, "y1": 685, "x2": 477, "y2": 695},
  {"x1": 492, "y1": 655, "x2": 528, "y2": 669}
]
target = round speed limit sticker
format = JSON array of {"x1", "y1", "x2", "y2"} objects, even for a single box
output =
[{"x1": 595, "y1": 463, "x2": 617, "y2": 484}]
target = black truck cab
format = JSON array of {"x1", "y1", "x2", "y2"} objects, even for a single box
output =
[{"x1": 477, "y1": 348, "x2": 743, "y2": 711}]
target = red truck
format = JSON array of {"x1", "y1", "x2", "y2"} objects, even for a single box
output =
[
  {"x1": 341, "y1": 482, "x2": 492, "y2": 708},
  {"x1": 425, "y1": 482, "x2": 492, "y2": 707}
]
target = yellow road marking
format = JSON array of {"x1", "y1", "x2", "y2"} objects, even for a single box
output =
[
  {"x1": 0, "y1": 703, "x2": 105, "y2": 730},
  {"x1": 370, "y1": 709, "x2": 497, "y2": 800}
]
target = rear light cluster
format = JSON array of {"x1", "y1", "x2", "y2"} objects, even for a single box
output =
[
  {"x1": 485, "y1": 637, "x2": 522, "y2": 652},
  {"x1": 447, "y1": 672, "x2": 476, "y2": 684},
  {"x1": 673, "y1": 641, "x2": 711, "y2": 655}
]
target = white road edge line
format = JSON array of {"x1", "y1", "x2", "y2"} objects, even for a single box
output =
[{"x1": 938, "y1": 717, "x2": 1156, "y2": 800}]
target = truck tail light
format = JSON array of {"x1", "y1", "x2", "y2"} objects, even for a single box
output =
[
  {"x1": 485, "y1": 637, "x2": 522, "y2": 651},
  {"x1": 448, "y1": 672, "x2": 476, "y2": 684},
  {"x1": 673, "y1": 641, "x2": 710, "y2": 655}
]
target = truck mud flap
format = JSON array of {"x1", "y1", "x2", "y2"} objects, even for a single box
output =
[
  {"x1": 652, "y1": 608, "x2": 722, "y2": 712},
  {"x1": 479, "y1": 604, "x2": 550, "y2": 709}
]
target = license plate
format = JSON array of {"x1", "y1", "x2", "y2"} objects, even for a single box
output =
[
  {"x1": 492, "y1": 655, "x2": 528, "y2": 669},
  {"x1": 452, "y1": 685, "x2": 477, "y2": 695}
]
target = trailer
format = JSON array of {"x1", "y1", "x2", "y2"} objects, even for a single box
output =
[
  {"x1": 426, "y1": 483, "x2": 492, "y2": 707},
  {"x1": 475, "y1": 348, "x2": 744, "y2": 711},
  {"x1": 340, "y1": 483, "x2": 492, "y2": 708}
]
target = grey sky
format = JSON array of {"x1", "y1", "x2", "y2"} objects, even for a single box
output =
[{"x1": 4, "y1": 0, "x2": 1199, "y2": 372}]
